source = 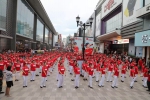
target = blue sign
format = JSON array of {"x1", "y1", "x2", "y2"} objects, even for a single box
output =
[{"x1": 135, "y1": 30, "x2": 150, "y2": 46}]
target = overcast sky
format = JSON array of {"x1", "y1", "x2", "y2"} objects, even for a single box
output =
[{"x1": 40, "y1": 0, "x2": 99, "y2": 39}]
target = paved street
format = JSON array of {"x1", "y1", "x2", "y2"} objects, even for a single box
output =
[{"x1": 0, "y1": 59, "x2": 150, "y2": 100}]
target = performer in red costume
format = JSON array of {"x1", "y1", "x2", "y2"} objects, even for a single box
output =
[
  {"x1": 84, "y1": 43, "x2": 93, "y2": 56},
  {"x1": 73, "y1": 42, "x2": 79, "y2": 54}
]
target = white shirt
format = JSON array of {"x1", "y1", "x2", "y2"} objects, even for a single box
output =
[{"x1": 6, "y1": 71, "x2": 13, "y2": 81}]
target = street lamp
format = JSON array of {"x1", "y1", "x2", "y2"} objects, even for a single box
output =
[
  {"x1": 76, "y1": 15, "x2": 93, "y2": 60},
  {"x1": 69, "y1": 37, "x2": 74, "y2": 52}
]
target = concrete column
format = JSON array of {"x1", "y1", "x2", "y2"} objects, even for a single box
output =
[
  {"x1": 42, "y1": 25, "x2": 45, "y2": 49},
  {"x1": 7, "y1": 0, "x2": 17, "y2": 51},
  {"x1": 146, "y1": 47, "x2": 150, "y2": 64},
  {"x1": 51, "y1": 33, "x2": 54, "y2": 49},
  {"x1": 142, "y1": 47, "x2": 145, "y2": 58},
  {"x1": 32, "y1": 14, "x2": 37, "y2": 50}
]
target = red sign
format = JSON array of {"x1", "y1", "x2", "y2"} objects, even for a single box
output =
[{"x1": 104, "y1": 0, "x2": 114, "y2": 12}]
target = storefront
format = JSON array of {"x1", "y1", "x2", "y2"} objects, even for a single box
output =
[
  {"x1": 135, "y1": 30, "x2": 150, "y2": 63},
  {"x1": 135, "y1": 1, "x2": 150, "y2": 62},
  {"x1": 97, "y1": 0, "x2": 129, "y2": 54}
]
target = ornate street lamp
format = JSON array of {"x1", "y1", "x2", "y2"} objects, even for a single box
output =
[{"x1": 76, "y1": 15, "x2": 93, "y2": 60}]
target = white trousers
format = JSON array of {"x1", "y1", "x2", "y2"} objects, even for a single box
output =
[
  {"x1": 75, "y1": 74, "x2": 80, "y2": 87},
  {"x1": 112, "y1": 76, "x2": 118, "y2": 87},
  {"x1": 40, "y1": 77, "x2": 46, "y2": 87},
  {"x1": 143, "y1": 77, "x2": 148, "y2": 87},
  {"x1": 84, "y1": 72, "x2": 87, "y2": 79},
  {"x1": 96, "y1": 71, "x2": 100, "y2": 81},
  {"x1": 93, "y1": 69, "x2": 96, "y2": 77},
  {"x1": 88, "y1": 75, "x2": 93, "y2": 87},
  {"x1": 107, "y1": 71, "x2": 112, "y2": 81},
  {"x1": 15, "y1": 71, "x2": 20, "y2": 80},
  {"x1": 23, "y1": 76, "x2": 28, "y2": 86},
  {"x1": 39, "y1": 66, "x2": 42, "y2": 72},
  {"x1": 121, "y1": 74, "x2": 125, "y2": 81},
  {"x1": 31, "y1": 71, "x2": 35, "y2": 80},
  {"x1": 119, "y1": 64, "x2": 122, "y2": 69},
  {"x1": 47, "y1": 68, "x2": 50, "y2": 76},
  {"x1": 21, "y1": 63, "x2": 23, "y2": 68},
  {"x1": 130, "y1": 77, "x2": 136, "y2": 87},
  {"x1": 69, "y1": 66, "x2": 73, "y2": 74},
  {"x1": 82, "y1": 70, "x2": 85, "y2": 76},
  {"x1": 135, "y1": 74, "x2": 138, "y2": 80},
  {"x1": 57, "y1": 74, "x2": 64, "y2": 87},
  {"x1": 36, "y1": 68, "x2": 40, "y2": 75},
  {"x1": 27, "y1": 64, "x2": 30, "y2": 69},
  {"x1": 99, "y1": 74, "x2": 105, "y2": 86},
  {"x1": 77, "y1": 60, "x2": 83, "y2": 73}
]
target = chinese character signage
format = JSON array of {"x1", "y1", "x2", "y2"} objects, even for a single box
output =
[
  {"x1": 135, "y1": 30, "x2": 150, "y2": 46},
  {"x1": 102, "y1": 0, "x2": 122, "y2": 18}
]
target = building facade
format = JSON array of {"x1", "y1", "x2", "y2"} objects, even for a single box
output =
[
  {"x1": 93, "y1": 0, "x2": 150, "y2": 62},
  {"x1": 96, "y1": 0, "x2": 130, "y2": 54},
  {"x1": 134, "y1": 0, "x2": 150, "y2": 63},
  {"x1": 0, "y1": 0, "x2": 57, "y2": 52}
]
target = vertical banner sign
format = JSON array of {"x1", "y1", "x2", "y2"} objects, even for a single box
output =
[{"x1": 96, "y1": 12, "x2": 101, "y2": 36}]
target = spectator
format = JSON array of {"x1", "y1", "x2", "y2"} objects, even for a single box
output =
[
  {"x1": 5, "y1": 66, "x2": 13, "y2": 97},
  {"x1": 0, "y1": 69, "x2": 4, "y2": 94},
  {"x1": 147, "y1": 58, "x2": 150, "y2": 68}
]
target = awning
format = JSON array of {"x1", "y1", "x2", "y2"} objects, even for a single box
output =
[
  {"x1": 97, "y1": 30, "x2": 121, "y2": 41},
  {"x1": 0, "y1": 35, "x2": 13, "y2": 39}
]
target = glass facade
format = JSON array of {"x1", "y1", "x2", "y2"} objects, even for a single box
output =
[
  {"x1": 36, "y1": 18, "x2": 44, "y2": 42},
  {"x1": 45, "y1": 27, "x2": 49, "y2": 43},
  {"x1": 16, "y1": 0, "x2": 34, "y2": 39},
  {"x1": 0, "y1": 0, "x2": 7, "y2": 30},
  {"x1": 106, "y1": 12, "x2": 122, "y2": 33}
]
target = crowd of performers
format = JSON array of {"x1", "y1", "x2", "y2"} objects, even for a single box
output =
[
  {"x1": 0, "y1": 52, "x2": 62, "y2": 87},
  {"x1": 66, "y1": 53, "x2": 150, "y2": 90},
  {"x1": 0, "y1": 51, "x2": 150, "y2": 97}
]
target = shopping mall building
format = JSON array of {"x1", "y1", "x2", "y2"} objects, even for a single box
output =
[
  {"x1": 94, "y1": 0, "x2": 150, "y2": 62},
  {"x1": 0, "y1": 0, "x2": 57, "y2": 52}
]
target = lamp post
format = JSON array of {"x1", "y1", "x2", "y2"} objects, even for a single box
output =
[
  {"x1": 76, "y1": 16, "x2": 93, "y2": 60},
  {"x1": 69, "y1": 37, "x2": 74, "y2": 52}
]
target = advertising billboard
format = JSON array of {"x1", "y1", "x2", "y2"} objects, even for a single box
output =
[
  {"x1": 101, "y1": 0, "x2": 122, "y2": 19},
  {"x1": 123, "y1": 0, "x2": 143, "y2": 26},
  {"x1": 95, "y1": 12, "x2": 101, "y2": 36},
  {"x1": 74, "y1": 37, "x2": 94, "y2": 54}
]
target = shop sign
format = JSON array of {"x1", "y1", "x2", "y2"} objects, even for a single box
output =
[
  {"x1": 113, "y1": 39, "x2": 129, "y2": 44},
  {"x1": 102, "y1": 0, "x2": 122, "y2": 18},
  {"x1": 142, "y1": 34, "x2": 150, "y2": 43},
  {"x1": 135, "y1": 30, "x2": 150, "y2": 46}
]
